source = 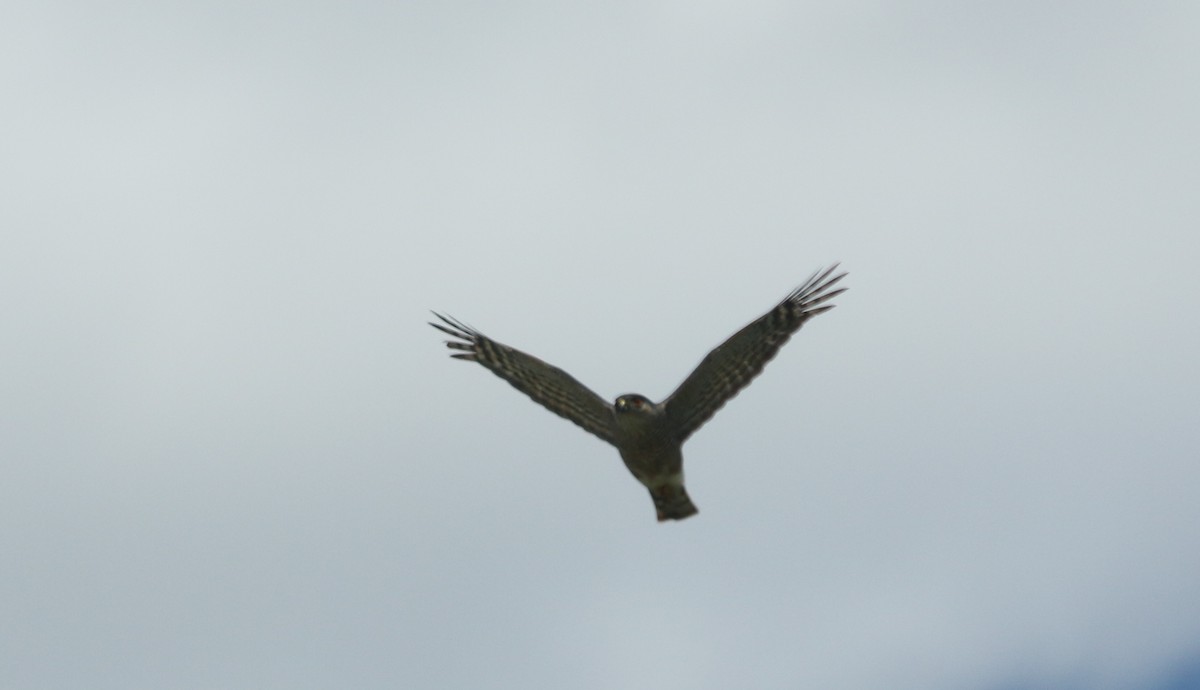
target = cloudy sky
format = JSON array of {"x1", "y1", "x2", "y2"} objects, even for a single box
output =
[{"x1": 3, "y1": 1, "x2": 1198, "y2": 689}]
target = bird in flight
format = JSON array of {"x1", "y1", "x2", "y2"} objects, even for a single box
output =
[{"x1": 430, "y1": 264, "x2": 847, "y2": 522}]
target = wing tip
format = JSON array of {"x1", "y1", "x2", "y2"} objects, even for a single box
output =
[
  {"x1": 787, "y1": 263, "x2": 848, "y2": 309},
  {"x1": 430, "y1": 312, "x2": 483, "y2": 359}
]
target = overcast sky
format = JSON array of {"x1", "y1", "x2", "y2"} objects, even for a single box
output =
[{"x1": 3, "y1": 1, "x2": 1199, "y2": 689}]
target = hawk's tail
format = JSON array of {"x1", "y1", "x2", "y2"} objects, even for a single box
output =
[{"x1": 652, "y1": 485, "x2": 699, "y2": 522}]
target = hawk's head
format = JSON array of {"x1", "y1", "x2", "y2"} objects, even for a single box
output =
[{"x1": 614, "y1": 394, "x2": 654, "y2": 415}]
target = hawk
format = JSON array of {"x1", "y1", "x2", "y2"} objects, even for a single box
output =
[{"x1": 430, "y1": 264, "x2": 847, "y2": 522}]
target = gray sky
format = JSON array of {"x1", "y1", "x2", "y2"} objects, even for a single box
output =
[{"x1": 3, "y1": 1, "x2": 1199, "y2": 689}]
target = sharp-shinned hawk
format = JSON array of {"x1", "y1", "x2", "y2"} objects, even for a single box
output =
[{"x1": 430, "y1": 264, "x2": 847, "y2": 522}]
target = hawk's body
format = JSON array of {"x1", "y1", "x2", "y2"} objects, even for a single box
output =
[
  {"x1": 611, "y1": 393, "x2": 694, "y2": 519},
  {"x1": 430, "y1": 264, "x2": 846, "y2": 522}
]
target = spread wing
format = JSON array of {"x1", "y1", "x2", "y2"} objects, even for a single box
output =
[
  {"x1": 664, "y1": 264, "x2": 847, "y2": 443},
  {"x1": 430, "y1": 313, "x2": 618, "y2": 446}
]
